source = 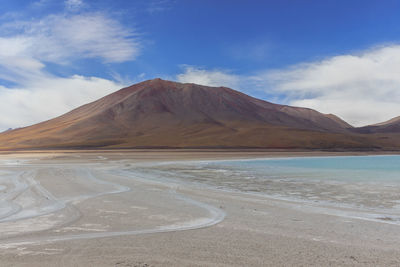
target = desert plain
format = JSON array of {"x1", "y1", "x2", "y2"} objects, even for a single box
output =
[{"x1": 0, "y1": 150, "x2": 400, "y2": 266}]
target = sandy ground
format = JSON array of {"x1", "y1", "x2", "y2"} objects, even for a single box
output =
[{"x1": 0, "y1": 150, "x2": 400, "y2": 266}]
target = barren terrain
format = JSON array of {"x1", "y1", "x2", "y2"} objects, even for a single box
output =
[{"x1": 0, "y1": 150, "x2": 400, "y2": 266}]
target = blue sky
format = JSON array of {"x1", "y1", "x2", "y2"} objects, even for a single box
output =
[{"x1": 1, "y1": 0, "x2": 400, "y2": 130}]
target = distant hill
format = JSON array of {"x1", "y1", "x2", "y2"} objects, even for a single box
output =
[
  {"x1": 355, "y1": 116, "x2": 400, "y2": 134},
  {"x1": 0, "y1": 79, "x2": 398, "y2": 150}
]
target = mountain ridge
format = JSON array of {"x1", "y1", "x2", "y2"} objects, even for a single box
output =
[
  {"x1": 355, "y1": 116, "x2": 400, "y2": 134},
  {"x1": 0, "y1": 78, "x2": 398, "y2": 150}
]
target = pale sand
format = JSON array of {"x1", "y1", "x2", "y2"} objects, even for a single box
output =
[{"x1": 0, "y1": 150, "x2": 399, "y2": 266}]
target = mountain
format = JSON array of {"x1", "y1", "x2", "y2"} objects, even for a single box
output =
[
  {"x1": 355, "y1": 116, "x2": 400, "y2": 134},
  {"x1": 0, "y1": 79, "x2": 397, "y2": 150}
]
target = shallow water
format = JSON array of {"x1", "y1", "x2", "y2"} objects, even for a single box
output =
[
  {"x1": 132, "y1": 155, "x2": 400, "y2": 223},
  {"x1": 221, "y1": 155, "x2": 400, "y2": 182}
]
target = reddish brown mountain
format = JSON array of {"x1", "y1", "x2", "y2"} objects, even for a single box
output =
[
  {"x1": 0, "y1": 79, "x2": 398, "y2": 150},
  {"x1": 355, "y1": 116, "x2": 400, "y2": 134}
]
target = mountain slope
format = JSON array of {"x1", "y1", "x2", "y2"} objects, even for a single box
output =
[
  {"x1": 355, "y1": 116, "x2": 400, "y2": 134},
  {"x1": 0, "y1": 79, "x2": 393, "y2": 150}
]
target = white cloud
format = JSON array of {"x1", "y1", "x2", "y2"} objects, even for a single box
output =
[
  {"x1": 263, "y1": 45, "x2": 400, "y2": 126},
  {"x1": 176, "y1": 66, "x2": 239, "y2": 88},
  {"x1": 176, "y1": 46, "x2": 400, "y2": 127},
  {"x1": 0, "y1": 75, "x2": 123, "y2": 131},
  {"x1": 0, "y1": 11, "x2": 139, "y2": 130},
  {"x1": 0, "y1": 13, "x2": 140, "y2": 64}
]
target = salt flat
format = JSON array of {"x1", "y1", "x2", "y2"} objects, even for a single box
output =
[{"x1": 0, "y1": 150, "x2": 400, "y2": 266}]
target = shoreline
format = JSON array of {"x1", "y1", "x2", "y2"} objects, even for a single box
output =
[
  {"x1": 125, "y1": 155, "x2": 400, "y2": 225},
  {"x1": 0, "y1": 152, "x2": 400, "y2": 266},
  {"x1": 1, "y1": 149, "x2": 400, "y2": 160}
]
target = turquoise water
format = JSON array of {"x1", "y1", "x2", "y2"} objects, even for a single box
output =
[
  {"x1": 213, "y1": 155, "x2": 400, "y2": 183},
  {"x1": 134, "y1": 155, "x2": 400, "y2": 223},
  {"x1": 228, "y1": 155, "x2": 400, "y2": 172}
]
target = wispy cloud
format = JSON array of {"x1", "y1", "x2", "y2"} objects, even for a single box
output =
[
  {"x1": 32, "y1": 0, "x2": 51, "y2": 8},
  {"x1": 176, "y1": 66, "x2": 240, "y2": 88},
  {"x1": 147, "y1": 0, "x2": 175, "y2": 14},
  {"x1": 264, "y1": 45, "x2": 400, "y2": 126},
  {"x1": 227, "y1": 40, "x2": 271, "y2": 62},
  {"x1": 177, "y1": 45, "x2": 400, "y2": 127},
  {"x1": 0, "y1": 5, "x2": 141, "y2": 130},
  {"x1": 64, "y1": 0, "x2": 85, "y2": 11},
  {"x1": 0, "y1": 75, "x2": 124, "y2": 131},
  {"x1": 0, "y1": 13, "x2": 140, "y2": 64}
]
